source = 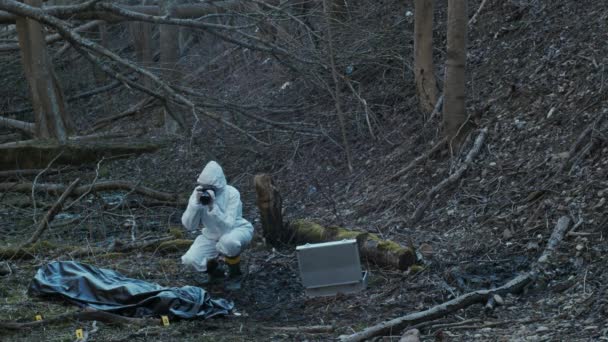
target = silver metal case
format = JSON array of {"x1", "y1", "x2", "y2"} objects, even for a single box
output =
[{"x1": 296, "y1": 239, "x2": 368, "y2": 297}]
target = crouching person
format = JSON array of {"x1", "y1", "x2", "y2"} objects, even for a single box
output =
[{"x1": 181, "y1": 161, "x2": 254, "y2": 290}]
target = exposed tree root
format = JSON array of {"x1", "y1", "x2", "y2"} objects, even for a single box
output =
[{"x1": 338, "y1": 216, "x2": 571, "y2": 342}]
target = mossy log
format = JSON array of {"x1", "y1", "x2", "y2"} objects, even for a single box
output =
[
  {"x1": 0, "y1": 138, "x2": 162, "y2": 170},
  {"x1": 289, "y1": 220, "x2": 415, "y2": 271}
]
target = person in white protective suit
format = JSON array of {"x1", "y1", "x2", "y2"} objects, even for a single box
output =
[{"x1": 181, "y1": 161, "x2": 253, "y2": 289}]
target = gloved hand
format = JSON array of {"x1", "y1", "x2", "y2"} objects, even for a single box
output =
[
  {"x1": 189, "y1": 186, "x2": 205, "y2": 208},
  {"x1": 204, "y1": 188, "x2": 216, "y2": 210},
  {"x1": 193, "y1": 185, "x2": 215, "y2": 210}
]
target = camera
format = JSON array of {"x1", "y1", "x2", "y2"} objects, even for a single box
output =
[{"x1": 199, "y1": 189, "x2": 214, "y2": 205}]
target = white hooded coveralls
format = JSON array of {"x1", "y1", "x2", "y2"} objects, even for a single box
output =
[{"x1": 181, "y1": 161, "x2": 254, "y2": 272}]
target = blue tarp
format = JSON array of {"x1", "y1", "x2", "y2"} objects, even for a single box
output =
[{"x1": 29, "y1": 261, "x2": 233, "y2": 319}]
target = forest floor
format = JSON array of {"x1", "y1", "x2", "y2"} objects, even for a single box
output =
[{"x1": 1, "y1": 0, "x2": 608, "y2": 341}]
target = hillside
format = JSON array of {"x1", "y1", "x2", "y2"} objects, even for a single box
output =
[{"x1": 1, "y1": 0, "x2": 607, "y2": 341}]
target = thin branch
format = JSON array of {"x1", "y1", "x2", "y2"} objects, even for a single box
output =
[
  {"x1": 21, "y1": 177, "x2": 81, "y2": 248},
  {"x1": 411, "y1": 128, "x2": 487, "y2": 223}
]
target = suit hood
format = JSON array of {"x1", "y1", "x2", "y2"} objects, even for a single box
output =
[{"x1": 196, "y1": 161, "x2": 227, "y2": 190}]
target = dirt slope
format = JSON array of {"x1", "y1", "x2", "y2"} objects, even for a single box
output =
[{"x1": 1, "y1": 0, "x2": 607, "y2": 341}]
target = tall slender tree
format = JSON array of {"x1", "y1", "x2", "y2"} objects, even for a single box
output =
[
  {"x1": 414, "y1": 0, "x2": 438, "y2": 114},
  {"x1": 159, "y1": 0, "x2": 182, "y2": 133},
  {"x1": 442, "y1": 0, "x2": 467, "y2": 146},
  {"x1": 15, "y1": 0, "x2": 73, "y2": 141}
]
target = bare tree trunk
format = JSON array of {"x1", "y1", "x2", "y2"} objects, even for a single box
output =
[
  {"x1": 414, "y1": 0, "x2": 437, "y2": 114},
  {"x1": 15, "y1": 0, "x2": 73, "y2": 141},
  {"x1": 131, "y1": 0, "x2": 153, "y2": 89},
  {"x1": 159, "y1": 0, "x2": 182, "y2": 133},
  {"x1": 323, "y1": 0, "x2": 353, "y2": 172},
  {"x1": 442, "y1": 0, "x2": 468, "y2": 146}
]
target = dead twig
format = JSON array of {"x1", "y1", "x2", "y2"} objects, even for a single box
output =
[
  {"x1": 468, "y1": 0, "x2": 489, "y2": 26},
  {"x1": 411, "y1": 128, "x2": 487, "y2": 223},
  {"x1": 338, "y1": 216, "x2": 570, "y2": 342}
]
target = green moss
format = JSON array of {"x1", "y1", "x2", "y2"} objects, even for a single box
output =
[
  {"x1": 290, "y1": 220, "x2": 326, "y2": 242},
  {"x1": 330, "y1": 227, "x2": 362, "y2": 240},
  {"x1": 168, "y1": 226, "x2": 184, "y2": 239},
  {"x1": 153, "y1": 239, "x2": 193, "y2": 253},
  {"x1": 409, "y1": 264, "x2": 425, "y2": 274},
  {"x1": 377, "y1": 240, "x2": 405, "y2": 253},
  {"x1": 98, "y1": 252, "x2": 125, "y2": 260}
]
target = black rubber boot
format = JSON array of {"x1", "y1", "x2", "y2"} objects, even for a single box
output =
[
  {"x1": 224, "y1": 256, "x2": 242, "y2": 291},
  {"x1": 197, "y1": 259, "x2": 225, "y2": 285}
]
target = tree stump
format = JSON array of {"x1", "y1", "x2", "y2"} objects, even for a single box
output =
[{"x1": 253, "y1": 173, "x2": 284, "y2": 245}]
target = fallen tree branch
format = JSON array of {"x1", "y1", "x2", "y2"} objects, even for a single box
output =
[
  {"x1": 468, "y1": 0, "x2": 489, "y2": 26},
  {"x1": 22, "y1": 177, "x2": 80, "y2": 248},
  {"x1": 339, "y1": 216, "x2": 571, "y2": 342},
  {"x1": 0, "y1": 168, "x2": 74, "y2": 180},
  {"x1": 411, "y1": 128, "x2": 487, "y2": 223},
  {"x1": 0, "y1": 19, "x2": 102, "y2": 52},
  {"x1": 0, "y1": 180, "x2": 178, "y2": 202},
  {"x1": 558, "y1": 110, "x2": 607, "y2": 174},
  {"x1": 388, "y1": 137, "x2": 447, "y2": 182},
  {"x1": 262, "y1": 325, "x2": 335, "y2": 334},
  {"x1": 89, "y1": 97, "x2": 156, "y2": 132},
  {"x1": 0, "y1": 308, "x2": 155, "y2": 330},
  {"x1": 0, "y1": 115, "x2": 34, "y2": 135}
]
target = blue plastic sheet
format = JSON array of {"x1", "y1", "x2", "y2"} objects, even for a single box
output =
[{"x1": 29, "y1": 261, "x2": 233, "y2": 319}]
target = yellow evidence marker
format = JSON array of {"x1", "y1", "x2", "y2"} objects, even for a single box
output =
[
  {"x1": 75, "y1": 328, "x2": 84, "y2": 339},
  {"x1": 35, "y1": 315, "x2": 42, "y2": 321},
  {"x1": 161, "y1": 315, "x2": 170, "y2": 327}
]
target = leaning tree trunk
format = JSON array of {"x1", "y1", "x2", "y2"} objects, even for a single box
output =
[
  {"x1": 15, "y1": 0, "x2": 73, "y2": 141},
  {"x1": 414, "y1": 0, "x2": 438, "y2": 114},
  {"x1": 442, "y1": 0, "x2": 468, "y2": 146},
  {"x1": 159, "y1": 0, "x2": 183, "y2": 133}
]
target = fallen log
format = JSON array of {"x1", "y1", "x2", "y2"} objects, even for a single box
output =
[
  {"x1": 0, "y1": 139, "x2": 162, "y2": 170},
  {"x1": 0, "y1": 180, "x2": 178, "y2": 202},
  {"x1": 22, "y1": 177, "x2": 80, "y2": 248},
  {"x1": 253, "y1": 173, "x2": 416, "y2": 270},
  {"x1": 338, "y1": 216, "x2": 571, "y2": 342},
  {"x1": 289, "y1": 220, "x2": 415, "y2": 270}
]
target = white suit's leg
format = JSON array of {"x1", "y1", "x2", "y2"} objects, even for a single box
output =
[
  {"x1": 181, "y1": 235, "x2": 219, "y2": 272},
  {"x1": 216, "y1": 226, "x2": 253, "y2": 257}
]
